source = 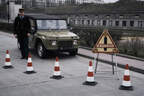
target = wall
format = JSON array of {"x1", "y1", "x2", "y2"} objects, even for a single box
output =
[{"x1": 9, "y1": 2, "x2": 22, "y2": 21}]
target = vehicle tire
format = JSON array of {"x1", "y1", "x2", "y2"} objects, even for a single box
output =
[
  {"x1": 36, "y1": 42, "x2": 47, "y2": 58},
  {"x1": 69, "y1": 49, "x2": 78, "y2": 56}
]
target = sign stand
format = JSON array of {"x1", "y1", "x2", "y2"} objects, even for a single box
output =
[
  {"x1": 94, "y1": 53, "x2": 99, "y2": 74},
  {"x1": 111, "y1": 54, "x2": 114, "y2": 75},
  {"x1": 92, "y1": 29, "x2": 119, "y2": 79},
  {"x1": 115, "y1": 53, "x2": 119, "y2": 80},
  {"x1": 93, "y1": 53, "x2": 119, "y2": 80}
]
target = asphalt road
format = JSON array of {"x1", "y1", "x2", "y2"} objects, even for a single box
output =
[{"x1": 0, "y1": 31, "x2": 144, "y2": 96}]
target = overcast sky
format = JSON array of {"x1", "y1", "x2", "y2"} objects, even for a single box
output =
[{"x1": 104, "y1": 0, "x2": 119, "y2": 3}]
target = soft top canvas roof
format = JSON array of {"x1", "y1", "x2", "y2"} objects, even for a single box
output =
[{"x1": 25, "y1": 13, "x2": 66, "y2": 20}]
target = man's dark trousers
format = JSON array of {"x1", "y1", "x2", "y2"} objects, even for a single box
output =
[{"x1": 18, "y1": 37, "x2": 29, "y2": 58}]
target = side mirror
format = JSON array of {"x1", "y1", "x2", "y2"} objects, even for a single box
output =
[
  {"x1": 67, "y1": 24, "x2": 73, "y2": 30},
  {"x1": 70, "y1": 27, "x2": 73, "y2": 30},
  {"x1": 68, "y1": 26, "x2": 73, "y2": 31},
  {"x1": 31, "y1": 27, "x2": 36, "y2": 34}
]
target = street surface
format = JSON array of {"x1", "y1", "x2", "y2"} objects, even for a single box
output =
[{"x1": 0, "y1": 31, "x2": 144, "y2": 96}]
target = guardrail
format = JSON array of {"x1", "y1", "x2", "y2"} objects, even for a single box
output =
[
  {"x1": 78, "y1": 46, "x2": 144, "y2": 74},
  {"x1": 79, "y1": 46, "x2": 144, "y2": 61}
]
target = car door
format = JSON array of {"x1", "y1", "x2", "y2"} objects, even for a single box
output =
[{"x1": 29, "y1": 19, "x2": 36, "y2": 49}]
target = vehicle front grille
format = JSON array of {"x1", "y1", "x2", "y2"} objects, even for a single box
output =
[{"x1": 58, "y1": 41, "x2": 73, "y2": 49}]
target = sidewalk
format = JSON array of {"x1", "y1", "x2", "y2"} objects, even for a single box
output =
[{"x1": 78, "y1": 48, "x2": 144, "y2": 74}]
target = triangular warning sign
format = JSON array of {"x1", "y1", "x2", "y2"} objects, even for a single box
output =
[{"x1": 92, "y1": 29, "x2": 119, "y2": 53}]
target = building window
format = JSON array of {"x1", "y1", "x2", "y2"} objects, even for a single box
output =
[
  {"x1": 87, "y1": 20, "x2": 90, "y2": 25},
  {"x1": 130, "y1": 21, "x2": 134, "y2": 27},
  {"x1": 82, "y1": 20, "x2": 85, "y2": 25},
  {"x1": 76, "y1": 15, "x2": 79, "y2": 17},
  {"x1": 106, "y1": 15, "x2": 110, "y2": 18},
  {"x1": 91, "y1": 20, "x2": 94, "y2": 25},
  {"x1": 103, "y1": 20, "x2": 106, "y2": 26},
  {"x1": 135, "y1": 15, "x2": 140, "y2": 19},
  {"x1": 95, "y1": 15, "x2": 98, "y2": 18},
  {"x1": 73, "y1": 20, "x2": 75, "y2": 24},
  {"x1": 122, "y1": 21, "x2": 127, "y2": 27},
  {"x1": 138, "y1": 21, "x2": 142, "y2": 28},
  {"x1": 85, "y1": 15, "x2": 88, "y2": 17},
  {"x1": 115, "y1": 21, "x2": 119, "y2": 26},
  {"x1": 119, "y1": 15, "x2": 124, "y2": 19}
]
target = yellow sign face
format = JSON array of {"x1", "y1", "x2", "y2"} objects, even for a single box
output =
[{"x1": 92, "y1": 29, "x2": 119, "y2": 53}]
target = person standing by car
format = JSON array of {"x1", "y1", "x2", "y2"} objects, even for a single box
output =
[{"x1": 13, "y1": 8, "x2": 31, "y2": 59}]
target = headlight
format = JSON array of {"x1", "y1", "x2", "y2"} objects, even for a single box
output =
[
  {"x1": 73, "y1": 40, "x2": 78, "y2": 45},
  {"x1": 42, "y1": 36, "x2": 46, "y2": 39},
  {"x1": 52, "y1": 41, "x2": 57, "y2": 46}
]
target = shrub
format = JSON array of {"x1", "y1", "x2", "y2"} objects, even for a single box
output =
[{"x1": 0, "y1": 22, "x2": 13, "y2": 33}]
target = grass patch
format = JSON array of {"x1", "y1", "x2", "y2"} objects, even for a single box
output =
[{"x1": 119, "y1": 46, "x2": 144, "y2": 59}]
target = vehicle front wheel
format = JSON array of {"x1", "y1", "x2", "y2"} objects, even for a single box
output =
[{"x1": 36, "y1": 42, "x2": 47, "y2": 58}]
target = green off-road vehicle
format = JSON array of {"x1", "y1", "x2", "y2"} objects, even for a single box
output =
[{"x1": 18, "y1": 14, "x2": 79, "y2": 58}]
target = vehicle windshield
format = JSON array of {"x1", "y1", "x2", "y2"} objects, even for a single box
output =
[{"x1": 36, "y1": 20, "x2": 67, "y2": 30}]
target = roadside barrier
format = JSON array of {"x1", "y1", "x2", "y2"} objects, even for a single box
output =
[
  {"x1": 83, "y1": 61, "x2": 97, "y2": 86},
  {"x1": 3, "y1": 50, "x2": 13, "y2": 69},
  {"x1": 24, "y1": 53, "x2": 36, "y2": 74},
  {"x1": 119, "y1": 64, "x2": 133, "y2": 90},
  {"x1": 50, "y1": 57, "x2": 64, "y2": 79}
]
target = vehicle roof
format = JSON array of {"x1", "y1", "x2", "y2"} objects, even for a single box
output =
[{"x1": 25, "y1": 13, "x2": 66, "y2": 20}]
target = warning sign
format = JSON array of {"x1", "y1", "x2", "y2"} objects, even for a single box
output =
[{"x1": 92, "y1": 29, "x2": 119, "y2": 53}]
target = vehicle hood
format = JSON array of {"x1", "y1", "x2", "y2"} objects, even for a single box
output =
[{"x1": 37, "y1": 30, "x2": 79, "y2": 39}]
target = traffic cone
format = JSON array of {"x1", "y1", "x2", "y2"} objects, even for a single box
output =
[
  {"x1": 83, "y1": 61, "x2": 97, "y2": 86},
  {"x1": 119, "y1": 64, "x2": 133, "y2": 90},
  {"x1": 3, "y1": 50, "x2": 13, "y2": 69},
  {"x1": 24, "y1": 53, "x2": 36, "y2": 74},
  {"x1": 50, "y1": 57, "x2": 64, "y2": 80}
]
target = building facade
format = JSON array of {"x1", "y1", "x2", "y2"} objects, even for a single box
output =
[
  {"x1": 0, "y1": 0, "x2": 104, "y2": 4},
  {"x1": 68, "y1": 12, "x2": 144, "y2": 30},
  {"x1": 0, "y1": 0, "x2": 32, "y2": 8},
  {"x1": 76, "y1": 0, "x2": 104, "y2": 4}
]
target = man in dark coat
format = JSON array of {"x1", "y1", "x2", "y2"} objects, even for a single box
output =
[{"x1": 13, "y1": 8, "x2": 31, "y2": 59}]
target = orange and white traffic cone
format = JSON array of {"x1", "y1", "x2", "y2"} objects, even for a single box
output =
[
  {"x1": 24, "y1": 53, "x2": 36, "y2": 74},
  {"x1": 83, "y1": 61, "x2": 97, "y2": 86},
  {"x1": 3, "y1": 50, "x2": 13, "y2": 69},
  {"x1": 50, "y1": 57, "x2": 64, "y2": 79},
  {"x1": 119, "y1": 64, "x2": 133, "y2": 90}
]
